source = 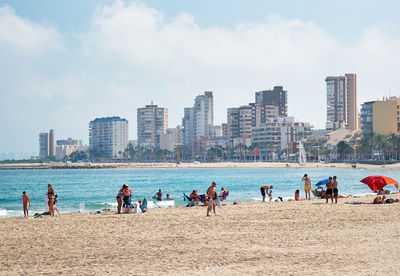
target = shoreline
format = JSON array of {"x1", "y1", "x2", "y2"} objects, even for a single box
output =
[
  {"x1": 1, "y1": 195, "x2": 400, "y2": 275},
  {"x1": 1, "y1": 161, "x2": 400, "y2": 170}
]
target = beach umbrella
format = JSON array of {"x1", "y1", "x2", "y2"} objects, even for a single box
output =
[
  {"x1": 360, "y1": 175, "x2": 399, "y2": 192},
  {"x1": 316, "y1": 179, "x2": 329, "y2": 186}
]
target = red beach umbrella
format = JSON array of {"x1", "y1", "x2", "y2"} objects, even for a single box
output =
[{"x1": 360, "y1": 175, "x2": 399, "y2": 192}]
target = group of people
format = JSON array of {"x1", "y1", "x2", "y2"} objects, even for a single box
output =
[
  {"x1": 22, "y1": 183, "x2": 60, "y2": 218},
  {"x1": 152, "y1": 189, "x2": 173, "y2": 201},
  {"x1": 302, "y1": 174, "x2": 340, "y2": 203},
  {"x1": 116, "y1": 184, "x2": 147, "y2": 214}
]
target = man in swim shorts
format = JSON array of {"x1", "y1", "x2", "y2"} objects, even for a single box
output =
[
  {"x1": 325, "y1": 177, "x2": 333, "y2": 204},
  {"x1": 302, "y1": 174, "x2": 311, "y2": 200},
  {"x1": 332, "y1": 176, "x2": 338, "y2": 204},
  {"x1": 206, "y1": 182, "x2": 217, "y2": 216},
  {"x1": 260, "y1": 185, "x2": 273, "y2": 202}
]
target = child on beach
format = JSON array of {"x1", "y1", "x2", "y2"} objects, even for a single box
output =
[
  {"x1": 22, "y1": 191, "x2": 30, "y2": 217},
  {"x1": 295, "y1": 189, "x2": 300, "y2": 201},
  {"x1": 53, "y1": 195, "x2": 61, "y2": 215}
]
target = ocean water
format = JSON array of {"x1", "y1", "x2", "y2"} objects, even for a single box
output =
[{"x1": 0, "y1": 168, "x2": 399, "y2": 217}]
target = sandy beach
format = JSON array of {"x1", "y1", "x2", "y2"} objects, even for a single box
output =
[{"x1": 1, "y1": 195, "x2": 400, "y2": 275}]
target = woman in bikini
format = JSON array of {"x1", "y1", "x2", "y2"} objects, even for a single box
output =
[
  {"x1": 22, "y1": 191, "x2": 30, "y2": 217},
  {"x1": 47, "y1": 184, "x2": 55, "y2": 217}
]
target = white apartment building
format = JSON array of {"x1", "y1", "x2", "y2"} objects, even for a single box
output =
[
  {"x1": 182, "y1": 91, "x2": 214, "y2": 145},
  {"x1": 137, "y1": 104, "x2": 168, "y2": 148},
  {"x1": 89, "y1": 117, "x2": 128, "y2": 159}
]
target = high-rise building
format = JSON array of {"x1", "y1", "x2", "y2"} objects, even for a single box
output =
[
  {"x1": 252, "y1": 117, "x2": 312, "y2": 151},
  {"x1": 255, "y1": 86, "x2": 288, "y2": 117},
  {"x1": 226, "y1": 104, "x2": 279, "y2": 139},
  {"x1": 159, "y1": 128, "x2": 180, "y2": 152},
  {"x1": 55, "y1": 137, "x2": 84, "y2": 160},
  {"x1": 325, "y1": 73, "x2": 358, "y2": 132},
  {"x1": 182, "y1": 91, "x2": 214, "y2": 145},
  {"x1": 39, "y1": 129, "x2": 55, "y2": 159},
  {"x1": 227, "y1": 107, "x2": 240, "y2": 139},
  {"x1": 360, "y1": 100, "x2": 397, "y2": 137},
  {"x1": 137, "y1": 104, "x2": 168, "y2": 148},
  {"x1": 89, "y1": 117, "x2": 128, "y2": 159}
]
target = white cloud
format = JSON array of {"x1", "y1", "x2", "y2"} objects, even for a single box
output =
[
  {"x1": 0, "y1": 6, "x2": 63, "y2": 54},
  {"x1": 2, "y1": 1, "x2": 400, "y2": 153}
]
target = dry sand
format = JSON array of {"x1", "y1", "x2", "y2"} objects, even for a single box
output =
[{"x1": 1, "y1": 195, "x2": 400, "y2": 275}]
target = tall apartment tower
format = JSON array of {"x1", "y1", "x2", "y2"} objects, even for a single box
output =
[
  {"x1": 182, "y1": 91, "x2": 214, "y2": 145},
  {"x1": 137, "y1": 104, "x2": 168, "y2": 148},
  {"x1": 325, "y1": 73, "x2": 358, "y2": 132},
  {"x1": 255, "y1": 86, "x2": 288, "y2": 117},
  {"x1": 39, "y1": 129, "x2": 55, "y2": 159},
  {"x1": 89, "y1": 117, "x2": 128, "y2": 159}
]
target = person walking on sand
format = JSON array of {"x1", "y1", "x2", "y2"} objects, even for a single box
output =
[
  {"x1": 260, "y1": 185, "x2": 273, "y2": 202},
  {"x1": 22, "y1": 191, "x2": 30, "y2": 217},
  {"x1": 302, "y1": 174, "x2": 312, "y2": 200},
  {"x1": 332, "y1": 176, "x2": 339, "y2": 204},
  {"x1": 206, "y1": 182, "x2": 217, "y2": 216},
  {"x1": 325, "y1": 177, "x2": 334, "y2": 204},
  {"x1": 47, "y1": 184, "x2": 55, "y2": 217}
]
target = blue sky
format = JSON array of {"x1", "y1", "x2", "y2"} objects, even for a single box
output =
[{"x1": 1, "y1": 0, "x2": 400, "y2": 155}]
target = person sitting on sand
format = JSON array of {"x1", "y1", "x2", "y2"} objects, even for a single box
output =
[
  {"x1": 219, "y1": 187, "x2": 229, "y2": 201},
  {"x1": 53, "y1": 195, "x2": 61, "y2": 215},
  {"x1": 153, "y1": 189, "x2": 162, "y2": 201},
  {"x1": 22, "y1": 191, "x2": 30, "y2": 217},
  {"x1": 295, "y1": 189, "x2": 300, "y2": 201},
  {"x1": 190, "y1": 190, "x2": 199, "y2": 205},
  {"x1": 260, "y1": 185, "x2": 273, "y2": 202}
]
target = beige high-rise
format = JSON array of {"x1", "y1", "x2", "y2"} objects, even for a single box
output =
[
  {"x1": 345, "y1": 74, "x2": 358, "y2": 131},
  {"x1": 325, "y1": 73, "x2": 359, "y2": 132}
]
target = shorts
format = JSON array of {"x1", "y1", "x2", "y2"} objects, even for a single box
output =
[
  {"x1": 208, "y1": 199, "x2": 213, "y2": 211},
  {"x1": 326, "y1": 189, "x2": 333, "y2": 195},
  {"x1": 304, "y1": 185, "x2": 311, "y2": 191},
  {"x1": 260, "y1": 187, "x2": 266, "y2": 196},
  {"x1": 333, "y1": 188, "x2": 338, "y2": 197}
]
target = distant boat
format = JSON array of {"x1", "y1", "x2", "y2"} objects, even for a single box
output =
[{"x1": 298, "y1": 141, "x2": 307, "y2": 166}]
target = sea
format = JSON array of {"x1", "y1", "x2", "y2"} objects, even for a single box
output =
[{"x1": 0, "y1": 167, "x2": 398, "y2": 217}]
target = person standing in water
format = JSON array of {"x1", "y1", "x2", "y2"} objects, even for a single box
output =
[
  {"x1": 302, "y1": 174, "x2": 311, "y2": 200},
  {"x1": 22, "y1": 191, "x2": 30, "y2": 217},
  {"x1": 206, "y1": 182, "x2": 217, "y2": 216},
  {"x1": 47, "y1": 184, "x2": 55, "y2": 217}
]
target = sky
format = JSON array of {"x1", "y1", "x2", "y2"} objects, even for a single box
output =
[{"x1": 1, "y1": 0, "x2": 400, "y2": 155}]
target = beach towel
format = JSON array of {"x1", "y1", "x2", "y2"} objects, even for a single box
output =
[{"x1": 214, "y1": 195, "x2": 222, "y2": 209}]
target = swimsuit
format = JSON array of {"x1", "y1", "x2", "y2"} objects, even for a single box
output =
[
  {"x1": 333, "y1": 188, "x2": 338, "y2": 197},
  {"x1": 260, "y1": 187, "x2": 266, "y2": 196},
  {"x1": 304, "y1": 185, "x2": 311, "y2": 191},
  {"x1": 326, "y1": 189, "x2": 333, "y2": 195},
  {"x1": 23, "y1": 196, "x2": 29, "y2": 206}
]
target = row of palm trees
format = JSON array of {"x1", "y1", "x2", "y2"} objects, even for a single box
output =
[{"x1": 87, "y1": 132, "x2": 400, "y2": 163}]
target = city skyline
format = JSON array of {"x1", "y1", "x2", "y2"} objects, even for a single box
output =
[{"x1": 2, "y1": 0, "x2": 400, "y2": 154}]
